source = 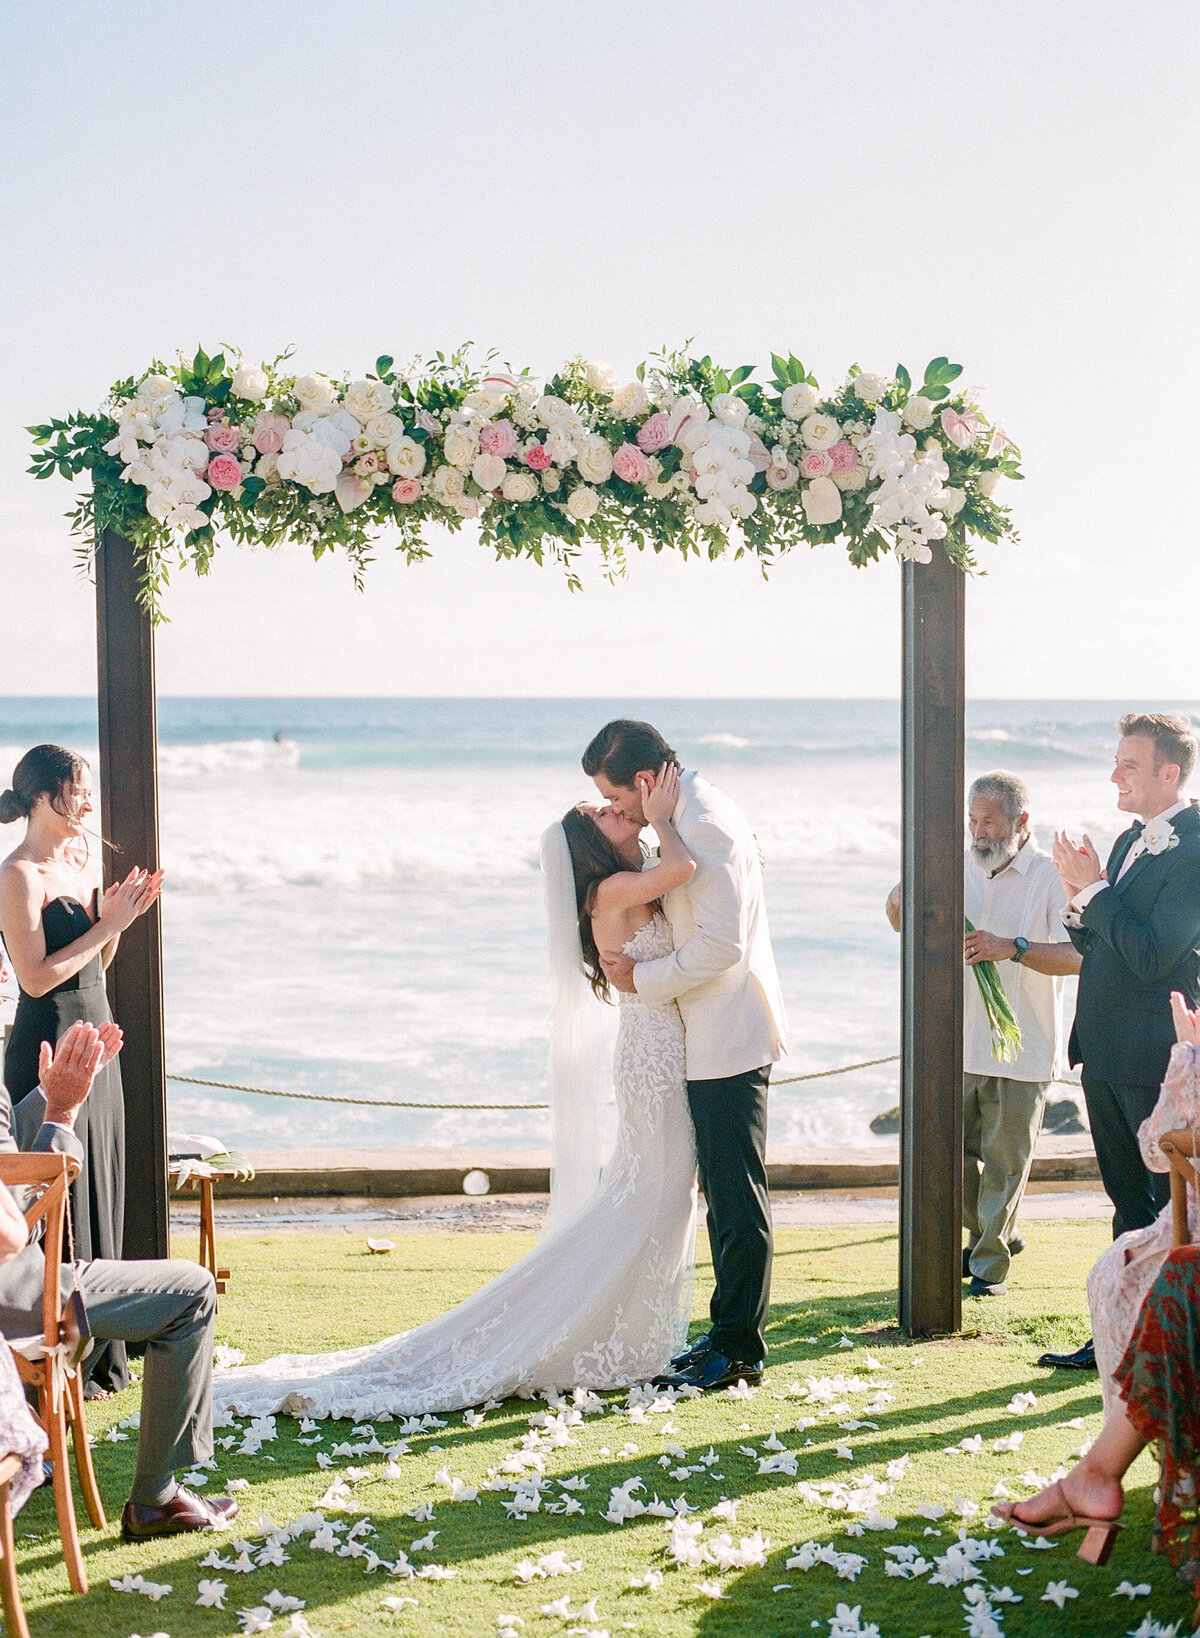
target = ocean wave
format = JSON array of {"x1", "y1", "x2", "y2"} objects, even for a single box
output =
[{"x1": 159, "y1": 738, "x2": 300, "y2": 777}]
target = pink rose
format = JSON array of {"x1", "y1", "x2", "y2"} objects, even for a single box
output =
[
  {"x1": 612, "y1": 442, "x2": 651, "y2": 485},
  {"x1": 206, "y1": 407, "x2": 225, "y2": 423},
  {"x1": 636, "y1": 412, "x2": 671, "y2": 453},
  {"x1": 801, "y1": 450, "x2": 834, "y2": 480},
  {"x1": 746, "y1": 432, "x2": 772, "y2": 473},
  {"x1": 206, "y1": 454, "x2": 243, "y2": 491},
  {"x1": 204, "y1": 423, "x2": 241, "y2": 453},
  {"x1": 478, "y1": 419, "x2": 519, "y2": 459},
  {"x1": 253, "y1": 412, "x2": 290, "y2": 456},
  {"x1": 392, "y1": 477, "x2": 423, "y2": 504},
  {"x1": 828, "y1": 440, "x2": 858, "y2": 474},
  {"x1": 764, "y1": 461, "x2": 800, "y2": 491},
  {"x1": 524, "y1": 442, "x2": 552, "y2": 471},
  {"x1": 941, "y1": 409, "x2": 980, "y2": 450}
]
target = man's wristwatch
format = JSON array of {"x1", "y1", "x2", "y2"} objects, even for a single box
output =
[{"x1": 1010, "y1": 937, "x2": 1029, "y2": 964}]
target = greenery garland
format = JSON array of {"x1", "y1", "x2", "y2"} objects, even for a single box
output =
[{"x1": 28, "y1": 345, "x2": 1022, "y2": 618}]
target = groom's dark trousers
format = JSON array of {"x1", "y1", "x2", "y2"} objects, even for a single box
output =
[{"x1": 687, "y1": 1065, "x2": 772, "y2": 1365}]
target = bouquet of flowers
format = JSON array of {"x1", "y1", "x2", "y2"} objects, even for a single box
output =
[{"x1": 965, "y1": 917, "x2": 1023, "y2": 1062}]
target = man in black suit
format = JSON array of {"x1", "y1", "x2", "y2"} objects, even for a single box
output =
[{"x1": 1040, "y1": 711, "x2": 1200, "y2": 1369}]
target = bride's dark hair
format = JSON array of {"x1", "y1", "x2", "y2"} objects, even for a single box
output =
[
  {"x1": 560, "y1": 806, "x2": 639, "y2": 1001},
  {"x1": 0, "y1": 744, "x2": 87, "y2": 826}
]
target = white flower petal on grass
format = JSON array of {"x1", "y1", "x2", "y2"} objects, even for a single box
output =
[
  {"x1": 1006, "y1": 1392, "x2": 1038, "y2": 1416},
  {"x1": 695, "y1": 1581, "x2": 728, "y2": 1599},
  {"x1": 214, "y1": 1344, "x2": 246, "y2": 1368},
  {"x1": 196, "y1": 1578, "x2": 228, "y2": 1607},
  {"x1": 539, "y1": 1595, "x2": 573, "y2": 1617},
  {"x1": 228, "y1": 1478, "x2": 252, "y2": 1492},
  {"x1": 726, "y1": 1379, "x2": 757, "y2": 1399},
  {"x1": 238, "y1": 1609, "x2": 274, "y2": 1635},
  {"x1": 1041, "y1": 1579, "x2": 1079, "y2": 1609},
  {"x1": 263, "y1": 1591, "x2": 305, "y2": 1612},
  {"x1": 416, "y1": 1564, "x2": 456, "y2": 1581},
  {"x1": 381, "y1": 1596, "x2": 419, "y2": 1613},
  {"x1": 835, "y1": 1444, "x2": 854, "y2": 1461},
  {"x1": 409, "y1": 1531, "x2": 438, "y2": 1553},
  {"x1": 1112, "y1": 1581, "x2": 1153, "y2": 1599}
]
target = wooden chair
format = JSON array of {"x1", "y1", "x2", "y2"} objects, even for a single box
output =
[
  {"x1": 0, "y1": 1153, "x2": 106, "y2": 1595},
  {"x1": 1157, "y1": 1129, "x2": 1200, "y2": 1248},
  {"x1": 0, "y1": 1450, "x2": 30, "y2": 1638}
]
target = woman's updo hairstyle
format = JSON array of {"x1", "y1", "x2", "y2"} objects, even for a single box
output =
[{"x1": 0, "y1": 744, "x2": 88, "y2": 825}]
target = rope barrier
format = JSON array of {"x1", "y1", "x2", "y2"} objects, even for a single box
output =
[{"x1": 167, "y1": 1054, "x2": 907, "y2": 1110}]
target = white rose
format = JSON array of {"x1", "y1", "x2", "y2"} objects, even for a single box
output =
[
  {"x1": 431, "y1": 464, "x2": 466, "y2": 505},
  {"x1": 852, "y1": 372, "x2": 888, "y2": 406},
  {"x1": 976, "y1": 469, "x2": 1002, "y2": 499},
  {"x1": 609, "y1": 381, "x2": 650, "y2": 419},
  {"x1": 472, "y1": 453, "x2": 506, "y2": 492},
  {"x1": 800, "y1": 413, "x2": 841, "y2": 451},
  {"x1": 501, "y1": 470, "x2": 539, "y2": 503},
  {"x1": 442, "y1": 423, "x2": 478, "y2": 469},
  {"x1": 576, "y1": 436, "x2": 614, "y2": 484},
  {"x1": 801, "y1": 475, "x2": 843, "y2": 526},
  {"x1": 935, "y1": 486, "x2": 967, "y2": 517},
  {"x1": 585, "y1": 361, "x2": 619, "y2": 395},
  {"x1": 537, "y1": 395, "x2": 571, "y2": 427},
  {"x1": 255, "y1": 452, "x2": 280, "y2": 484},
  {"x1": 833, "y1": 464, "x2": 869, "y2": 491},
  {"x1": 365, "y1": 412, "x2": 405, "y2": 449},
  {"x1": 231, "y1": 364, "x2": 268, "y2": 403},
  {"x1": 781, "y1": 383, "x2": 820, "y2": 419},
  {"x1": 902, "y1": 396, "x2": 936, "y2": 431},
  {"x1": 386, "y1": 436, "x2": 426, "y2": 478},
  {"x1": 293, "y1": 373, "x2": 338, "y2": 414},
  {"x1": 711, "y1": 392, "x2": 748, "y2": 428},
  {"x1": 566, "y1": 485, "x2": 599, "y2": 521},
  {"x1": 645, "y1": 480, "x2": 672, "y2": 500},
  {"x1": 541, "y1": 468, "x2": 561, "y2": 493},
  {"x1": 343, "y1": 379, "x2": 395, "y2": 423}
]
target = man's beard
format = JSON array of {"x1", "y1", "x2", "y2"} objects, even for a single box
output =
[{"x1": 972, "y1": 834, "x2": 1018, "y2": 872}]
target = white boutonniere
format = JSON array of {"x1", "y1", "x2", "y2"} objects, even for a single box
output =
[{"x1": 1142, "y1": 817, "x2": 1180, "y2": 856}]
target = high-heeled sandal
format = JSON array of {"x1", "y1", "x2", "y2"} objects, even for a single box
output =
[{"x1": 992, "y1": 1480, "x2": 1123, "y2": 1565}]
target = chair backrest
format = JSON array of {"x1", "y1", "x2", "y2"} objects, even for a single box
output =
[
  {"x1": 0, "y1": 1154, "x2": 80, "y2": 1352},
  {"x1": 1158, "y1": 1130, "x2": 1200, "y2": 1248}
]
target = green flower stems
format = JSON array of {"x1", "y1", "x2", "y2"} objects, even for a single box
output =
[{"x1": 964, "y1": 917, "x2": 1023, "y2": 1063}]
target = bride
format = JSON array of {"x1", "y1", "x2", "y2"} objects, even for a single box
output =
[{"x1": 214, "y1": 766, "x2": 699, "y2": 1419}]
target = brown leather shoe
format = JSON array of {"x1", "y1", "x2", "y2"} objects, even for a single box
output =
[{"x1": 121, "y1": 1486, "x2": 239, "y2": 1540}]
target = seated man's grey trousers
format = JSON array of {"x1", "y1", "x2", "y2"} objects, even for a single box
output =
[{"x1": 78, "y1": 1259, "x2": 216, "y2": 1506}]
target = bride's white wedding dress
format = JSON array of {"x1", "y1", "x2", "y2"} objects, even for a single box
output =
[{"x1": 214, "y1": 915, "x2": 697, "y2": 1419}]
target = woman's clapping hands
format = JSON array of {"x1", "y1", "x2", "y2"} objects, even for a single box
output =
[
  {"x1": 1170, "y1": 992, "x2": 1200, "y2": 1045},
  {"x1": 99, "y1": 866, "x2": 164, "y2": 932}
]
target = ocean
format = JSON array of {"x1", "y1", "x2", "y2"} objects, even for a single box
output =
[{"x1": 1, "y1": 697, "x2": 1191, "y2": 1155}]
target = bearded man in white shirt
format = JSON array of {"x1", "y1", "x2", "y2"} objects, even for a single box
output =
[{"x1": 887, "y1": 770, "x2": 1081, "y2": 1297}]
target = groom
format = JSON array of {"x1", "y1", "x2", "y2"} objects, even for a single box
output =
[{"x1": 585, "y1": 719, "x2": 789, "y2": 1389}]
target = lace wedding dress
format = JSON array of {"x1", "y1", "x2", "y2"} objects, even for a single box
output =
[{"x1": 214, "y1": 916, "x2": 697, "y2": 1419}]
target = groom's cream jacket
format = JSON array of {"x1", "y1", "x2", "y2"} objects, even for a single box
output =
[{"x1": 633, "y1": 770, "x2": 789, "y2": 1080}]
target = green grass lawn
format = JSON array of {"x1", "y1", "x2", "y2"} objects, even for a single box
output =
[{"x1": 12, "y1": 1219, "x2": 1193, "y2": 1638}]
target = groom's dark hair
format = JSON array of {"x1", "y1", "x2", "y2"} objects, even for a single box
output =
[{"x1": 582, "y1": 719, "x2": 679, "y2": 788}]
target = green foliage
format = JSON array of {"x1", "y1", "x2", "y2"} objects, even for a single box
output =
[{"x1": 27, "y1": 345, "x2": 1023, "y2": 621}]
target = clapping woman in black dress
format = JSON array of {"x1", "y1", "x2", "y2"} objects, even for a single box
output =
[{"x1": 0, "y1": 745, "x2": 163, "y2": 1395}]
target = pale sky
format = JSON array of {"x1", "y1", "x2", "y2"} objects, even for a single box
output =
[{"x1": 1, "y1": 1, "x2": 1196, "y2": 698}]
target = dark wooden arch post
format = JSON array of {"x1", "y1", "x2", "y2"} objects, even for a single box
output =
[
  {"x1": 96, "y1": 528, "x2": 169, "y2": 1260},
  {"x1": 899, "y1": 551, "x2": 965, "y2": 1336}
]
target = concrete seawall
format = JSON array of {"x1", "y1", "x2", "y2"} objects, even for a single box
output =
[{"x1": 214, "y1": 1133, "x2": 1098, "y2": 1199}]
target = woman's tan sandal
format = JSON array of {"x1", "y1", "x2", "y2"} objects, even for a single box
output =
[{"x1": 992, "y1": 1481, "x2": 1123, "y2": 1565}]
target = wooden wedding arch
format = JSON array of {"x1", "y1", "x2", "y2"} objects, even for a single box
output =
[{"x1": 33, "y1": 346, "x2": 1019, "y2": 1336}]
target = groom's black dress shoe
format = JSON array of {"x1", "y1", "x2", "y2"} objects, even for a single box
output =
[
  {"x1": 1036, "y1": 1338, "x2": 1097, "y2": 1371},
  {"x1": 668, "y1": 1333, "x2": 714, "y2": 1372},
  {"x1": 656, "y1": 1350, "x2": 763, "y2": 1393},
  {"x1": 963, "y1": 1238, "x2": 1024, "y2": 1278}
]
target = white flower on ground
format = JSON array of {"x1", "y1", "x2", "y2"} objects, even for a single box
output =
[
  {"x1": 238, "y1": 1609, "x2": 274, "y2": 1635},
  {"x1": 1041, "y1": 1579, "x2": 1079, "y2": 1609},
  {"x1": 1112, "y1": 1581, "x2": 1152, "y2": 1598},
  {"x1": 417, "y1": 1564, "x2": 456, "y2": 1580},
  {"x1": 196, "y1": 1578, "x2": 228, "y2": 1607},
  {"x1": 382, "y1": 1595, "x2": 419, "y2": 1613},
  {"x1": 629, "y1": 1569, "x2": 664, "y2": 1590},
  {"x1": 694, "y1": 1580, "x2": 728, "y2": 1599},
  {"x1": 1007, "y1": 1392, "x2": 1038, "y2": 1415},
  {"x1": 539, "y1": 1594, "x2": 573, "y2": 1617}
]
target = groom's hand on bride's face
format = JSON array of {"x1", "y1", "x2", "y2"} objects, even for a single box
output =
[{"x1": 601, "y1": 952, "x2": 638, "y2": 993}]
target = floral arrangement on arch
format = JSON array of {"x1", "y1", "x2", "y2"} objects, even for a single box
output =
[{"x1": 29, "y1": 344, "x2": 1022, "y2": 614}]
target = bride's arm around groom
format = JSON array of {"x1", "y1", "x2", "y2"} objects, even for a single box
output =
[{"x1": 621, "y1": 770, "x2": 788, "y2": 1081}]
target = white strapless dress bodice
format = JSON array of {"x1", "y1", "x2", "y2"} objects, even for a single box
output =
[{"x1": 214, "y1": 915, "x2": 697, "y2": 1419}]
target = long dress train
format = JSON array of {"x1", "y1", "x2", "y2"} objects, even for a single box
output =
[{"x1": 214, "y1": 916, "x2": 698, "y2": 1420}]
